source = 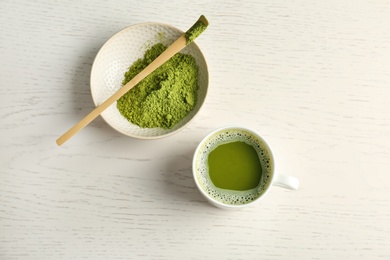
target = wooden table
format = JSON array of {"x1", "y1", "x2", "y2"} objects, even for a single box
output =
[{"x1": 1, "y1": 1, "x2": 389, "y2": 259}]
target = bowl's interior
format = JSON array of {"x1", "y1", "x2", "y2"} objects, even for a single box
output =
[{"x1": 90, "y1": 23, "x2": 208, "y2": 139}]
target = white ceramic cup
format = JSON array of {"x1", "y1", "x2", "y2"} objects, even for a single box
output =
[{"x1": 192, "y1": 126, "x2": 299, "y2": 209}]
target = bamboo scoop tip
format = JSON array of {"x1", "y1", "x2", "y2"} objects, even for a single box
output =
[
  {"x1": 185, "y1": 15, "x2": 209, "y2": 44},
  {"x1": 198, "y1": 15, "x2": 209, "y2": 27}
]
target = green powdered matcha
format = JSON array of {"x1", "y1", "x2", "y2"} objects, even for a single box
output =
[{"x1": 116, "y1": 43, "x2": 199, "y2": 129}]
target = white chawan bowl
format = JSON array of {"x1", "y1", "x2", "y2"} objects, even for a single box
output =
[{"x1": 90, "y1": 22, "x2": 208, "y2": 139}]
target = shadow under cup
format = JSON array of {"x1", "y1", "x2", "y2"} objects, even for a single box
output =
[{"x1": 193, "y1": 127, "x2": 275, "y2": 209}]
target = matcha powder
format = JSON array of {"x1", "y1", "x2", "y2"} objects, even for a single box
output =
[{"x1": 117, "y1": 43, "x2": 199, "y2": 129}]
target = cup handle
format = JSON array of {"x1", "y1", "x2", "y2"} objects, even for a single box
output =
[{"x1": 273, "y1": 174, "x2": 299, "y2": 190}]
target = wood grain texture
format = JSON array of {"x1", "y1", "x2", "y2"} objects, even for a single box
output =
[{"x1": 1, "y1": 0, "x2": 389, "y2": 259}]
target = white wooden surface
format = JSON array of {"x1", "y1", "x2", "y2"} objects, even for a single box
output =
[{"x1": 1, "y1": 0, "x2": 389, "y2": 259}]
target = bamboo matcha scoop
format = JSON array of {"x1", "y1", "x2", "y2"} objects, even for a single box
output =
[{"x1": 56, "y1": 15, "x2": 208, "y2": 146}]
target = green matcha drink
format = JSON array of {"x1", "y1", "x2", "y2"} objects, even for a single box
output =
[
  {"x1": 208, "y1": 141, "x2": 262, "y2": 191},
  {"x1": 194, "y1": 128, "x2": 273, "y2": 206}
]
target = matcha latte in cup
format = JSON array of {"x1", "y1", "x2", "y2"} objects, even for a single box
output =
[{"x1": 192, "y1": 126, "x2": 299, "y2": 209}]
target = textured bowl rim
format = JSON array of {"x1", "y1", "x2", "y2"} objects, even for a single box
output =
[{"x1": 90, "y1": 22, "x2": 209, "y2": 140}]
